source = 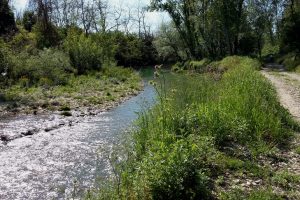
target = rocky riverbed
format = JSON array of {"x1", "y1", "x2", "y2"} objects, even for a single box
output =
[
  {"x1": 0, "y1": 82, "x2": 155, "y2": 199},
  {"x1": 0, "y1": 89, "x2": 141, "y2": 145}
]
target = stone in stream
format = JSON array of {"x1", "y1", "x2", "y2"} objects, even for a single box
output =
[
  {"x1": 45, "y1": 125, "x2": 59, "y2": 132},
  {"x1": 21, "y1": 128, "x2": 39, "y2": 136},
  {"x1": 0, "y1": 133, "x2": 22, "y2": 142},
  {"x1": 0, "y1": 134, "x2": 9, "y2": 142}
]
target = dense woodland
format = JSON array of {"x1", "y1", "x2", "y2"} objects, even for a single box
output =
[{"x1": 0, "y1": 0, "x2": 299, "y2": 86}]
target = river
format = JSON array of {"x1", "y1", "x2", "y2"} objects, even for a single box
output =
[{"x1": 0, "y1": 79, "x2": 156, "y2": 199}]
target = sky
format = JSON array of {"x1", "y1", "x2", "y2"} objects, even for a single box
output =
[{"x1": 13, "y1": 0, "x2": 169, "y2": 30}]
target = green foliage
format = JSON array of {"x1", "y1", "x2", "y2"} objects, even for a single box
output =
[
  {"x1": 11, "y1": 49, "x2": 73, "y2": 86},
  {"x1": 91, "y1": 32, "x2": 118, "y2": 65},
  {"x1": 0, "y1": 39, "x2": 14, "y2": 85},
  {"x1": 22, "y1": 11, "x2": 37, "y2": 32},
  {"x1": 280, "y1": 6, "x2": 300, "y2": 53},
  {"x1": 271, "y1": 171, "x2": 300, "y2": 189},
  {"x1": 141, "y1": 137, "x2": 213, "y2": 200},
  {"x1": 90, "y1": 56, "x2": 297, "y2": 199},
  {"x1": 276, "y1": 52, "x2": 300, "y2": 71},
  {"x1": 220, "y1": 188, "x2": 282, "y2": 200},
  {"x1": 188, "y1": 59, "x2": 211, "y2": 71},
  {"x1": 295, "y1": 146, "x2": 300, "y2": 154},
  {"x1": 91, "y1": 31, "x2": 157, "y2": 68},
  {"x1": 2, "y1": 65, "x2": 141, "y2": 107},
  {"x1": 33, "y1": 22, "x2": 61, "y2": 49},
  {"x1": 59, "y1": 105, "x2": 71, "y2": 111},
  {"x1": 113, "y1": 32, "x2": 143, "y2": 67},
  {"x1": 262, "y1": 43, "x2": 280, "y2": 57},
  {"x1": 0, "y1": 0, "x2": 17, "y2": 36},
  {"x1": 101, "y1": 66, "x2": 136, "y2": 82},
  {"x1": 65, "y1": 31, "x2": 103, "y2": 74},
  {"x1": 154, "y1": 22, "x2": 187, "y2": 62},
  {"x1": 171, "y1": 62, "x2": 183, "y2": 72},
  {"x1": 9, "y1": 26, "x2": 37, "y2": 53}
]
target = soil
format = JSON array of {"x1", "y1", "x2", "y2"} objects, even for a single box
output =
[{"x1": 262, "y1": 66, "x2": 300, "y2": 121}]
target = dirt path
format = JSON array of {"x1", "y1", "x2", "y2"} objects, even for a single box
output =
[
  {"x1": 259, "y1": 68, "x2": 300, "y2": 198},
  {"x1": 261, "y1": 69, "x2": 300, "y2": 121}
]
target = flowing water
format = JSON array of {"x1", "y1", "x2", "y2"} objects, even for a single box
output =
[{"x1": 0, "y1": 79, "x2": 156, "y2": 199}]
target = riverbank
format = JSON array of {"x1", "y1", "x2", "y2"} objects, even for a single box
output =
[
  {"x1": 89, "y1": 56, "x2": 300, "y2": 200},
  {"x1": 0, "y1": 67, "x2": 143, "y2": 144},
  {"x1": 0, "y1": 82, "x2": 156, "y2": 200}
]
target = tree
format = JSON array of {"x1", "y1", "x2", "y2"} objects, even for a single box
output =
[
  {"x1": 22, "y1": 11, "x2": 37, "y2": 32},
  {"x1": 280, "y1": 0, "x2": 300, "y2": 52},
  {"x1": 154, "y1": 22, "x2": 188, "y2": 62},
  {"x1": 0, "y1": 0, "x2": 17, "y2": 36},
  {"x1": 150, "y1": 0, "x2": 248, "y2": 59},
  {"x1": 150, "y1": 0, "x2": 202, "y2": 59},
  {"x1": 28, "y1": 0, "x2": 61, "y2": 48}
]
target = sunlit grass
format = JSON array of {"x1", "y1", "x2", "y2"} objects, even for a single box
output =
[
  {"x1": 87, "y1": 56, "x2": 299, "y2": 200},
  {"x1": 1, "y1": 66, "x2": 142, "y2": 110}
]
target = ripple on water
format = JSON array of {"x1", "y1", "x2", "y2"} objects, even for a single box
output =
[{"x1": 0, "y1": 83, "x2": 156, "y2": 200}]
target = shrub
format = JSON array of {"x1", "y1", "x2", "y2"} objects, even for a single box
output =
[
  {"x1": 171, "y1": 62, "x2": 183, "y2": 72},
  {"x1": 262, "y1": 43, "x2": 280, "y2": 57},
  {"x1": 113, "y1": 32, "x2": 143, "y2": 67},
  {"x1": 33, "y1": 22, "x2": 61, "y2": 48},
  {"x1": 276, "y1": 52, "x2": 300, "y2": 71},
  {"x1": 101, "y1": 66, "x2": 135, "y2": 82},
  {"x1": 9, "y1": 26, "x2": 37, "y2": 53},
  {"x1": 0, "y1": 40, "x2": 14, "y2": 86},
  {"x1": 12, "y1": 49, "x2": 73, "y2": 86},
  {"x1": 65, "y1": 31, "x2": 103, "y2": 74},
  {"x1": 188, "y1": 58, "x2": 211, "y2": 71},
  {"x1": 22, "y1": 11, "x2": 37, "y2": 32},
  {"x1": 138, "y1": 137, "x2": 214, "y2": 199}
]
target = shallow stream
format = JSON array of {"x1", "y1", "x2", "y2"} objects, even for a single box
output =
[{"x1": 0, "y1": 79, "x2": 155, "y2": 199}]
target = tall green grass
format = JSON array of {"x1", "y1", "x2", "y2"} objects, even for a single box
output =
[{"x1": 88, "y1": 56, "x2": 298, "y2": 200}]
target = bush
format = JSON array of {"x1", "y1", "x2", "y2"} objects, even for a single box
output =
[
  {"x1": 33, "y1": 22, "x2": 61, "y2": 49},
  {"x1": 9, "y1": 26, "x2": 37, "y2": 53},
  {"x1": 276, "y1": 52, "x2": 300, "y2": 71},
  {"x1": 262, "y1": 43, "x2": 280, "y2": 57},
  {"x1": 113, "y1": 32, "x2": 143, "y2": 67},
  {"x1": 0, "y1": 40, "x2": 14, "y2": 85},
  {"x1": 11, "y1": 49, "x2": 73, "y2": 86},
  {"x1": 65, "y1": 31, "x2": 103, "y2": 74},
  {"x1": 171, "y1": 62, "x2": 183, "y2": 72},
  {"x1": 188, "y1": 58, "x2": 211, "y2": 71},
  {"x1": 138, "y1": 137, "x2": 214, "y2": 199},
  {"x1": 101, "y1": 65, "x2": 135, "y2": 82},
  {"x1": 22, "y1": 11, "x2": 37, "y2": 32}
]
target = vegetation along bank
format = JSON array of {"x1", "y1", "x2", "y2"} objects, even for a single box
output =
[
  {"x1": 86, "y1": 56, "x2": 300, "y2": 200},
  {"x1": 0, "y1": 2, "x2": 153, "y2": 117}
]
